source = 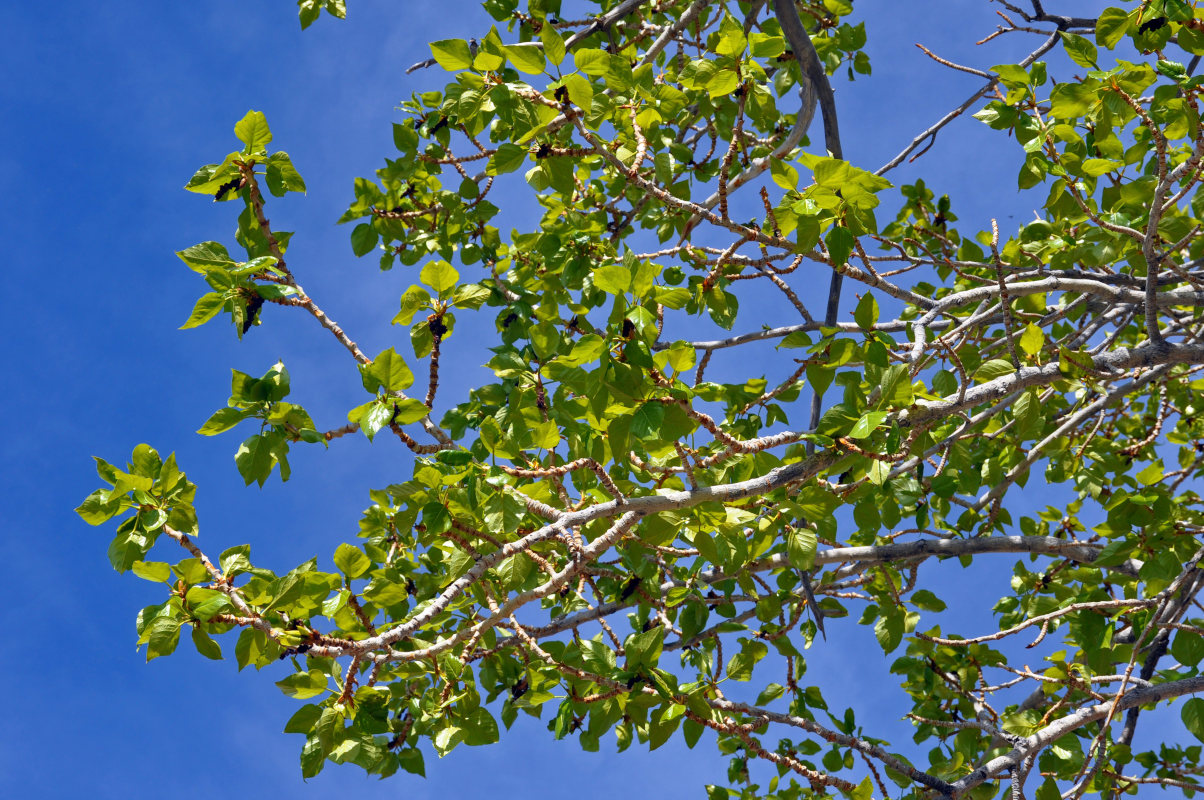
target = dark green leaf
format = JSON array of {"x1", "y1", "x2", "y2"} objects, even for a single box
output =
[
  {"x1": 350, "y1": 223, "x2": 378, "y2": 257},
  {"x1": 825, "y1": 226, "x2": 855, "y2": 267}
]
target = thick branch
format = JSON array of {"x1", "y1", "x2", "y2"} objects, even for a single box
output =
[{"x1": 949, "y1": 675, "x2": 1204, "y2": 796}]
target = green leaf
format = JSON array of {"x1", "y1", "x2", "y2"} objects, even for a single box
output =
[
  {"x1": 541, "y1": 24, "x2": 566, "y2": 65},
  {"x1": 992, "y1": 63, "x2": 1030, "y2": 87},
  {"x1": 625, "y1": 626, "x2": 665, "y2": 669},
  {"x1": 706, "y1": 69, "x2": 740, "y2": 99},
  {"x1": 630, "y1": 402, "x2": 666, "y2": 440},
  {"x1": 974, "y1": 359, "x2": 1017, "y2": 383},
  {"x1": 749, "y1": 33, "x2": 785, "y2": 58},
  {"x1": 430, "y1": 39, "x2": 474, "y2": 71},
  {"x1": 488, "y1": 143, "x2": 527, "y2": 175},
  {"x1": 853, "y1": 292, "x2": 878, "y2": 329},
  {"x1": 234, "y1": 110, "x2": 272, "y2": 150},
  {"x1": 727, "y1": 639, "x2": 767, "y2": 681},
  {"x1": 1019, "y1": 323, "x2": 1044, "y2": 356},
  {"x1": 786, "y1": 527, "x2": 817, "y2": 571},
  {"x1": 298, "y1": 0, "x2": 321, "y2": 29},
  {"x1": 146, "y1": 617, "x2": 181, "y2": 661},
  {"x1": 1179, "y1": 25, "x2": 1204, "y2": 55},
  {"x1": 420, "y1": 260, "x2": 459, "y2": 295},
  {"x1": 574, "y1": 48, "x2": 610, "y2": 77},
  {"x1": 259, "y1": 361, "x2": 291, "y2": 401},
  {"x1": 300, "y1": 734, "x2": 325, "y2": 778},
  {"x1": 1035, "y1": 778, "x2": 1061, "y2": 800},
  {"x1": 1135, "y1": 461, "x2": 1163, "y2": 486},
  {"x1": 265, "y1": 152, "x2": 307, "y2": 195},
  {"x1": 911, "y1": 589, "x2": 946, "y2": 612},
  {"x1": 452, "y1": 284, "x2": 490, "y2": 310},
  {"x1": 715, "y1": 15, "x2": 747, "y2": 57},
  {"x1": 1157, "y1": 59, "x2": 1187, "y2": 81},
  {"x1": 432, "y1": 725, "x2": 463, "y2": 757},
  {"x1": 665, "y1": 341, "x2": 697, "y2": 374},
  {"x1": 398, "y1": 748, "x2": 424, "y2": 776},
  {"x1": 462, "y1": 706, "x2": 500, "y2": 746},
  {"x1": 392, "y1": 397, "x2": 430, "y2": 425},
  {"x1": 76, "y1": 489, "x2": 125, "y2": 525},
  {"x1": 504, "y1": 43, "x2": 545, "y2": 74},
  {"x1": 1095, "y1": 7, "x2": 1131, "y2": 49},
  {"x1": 284, "y1": 704, "x2": 323, "y2": 734},
  {"x1": 878, "y1": 364, "x2": 913, "y2": 407},
  {"x1": 197, "y1": 406, "x2": 250, "y2": 436},
  {"x1": 1183, "y1": 697, "x2": 1204, "y2": 742},
  {"x1": 1013, "y1": 390, "x2": 1042, "y2": 441},
  {"x1": 359, "y1": 400, "x2": 395, "y2": 441},
  {"x1": 350, "y1": 223, "x2": 378, "y2": 257},
  {"x1": 1081, "y1": 158, "x2": 1120, "y2": 176},
  {"x1": 874, "y1": 612, "x2": 903, "y2": 653},
  {"x1": 393, "y1": 285, "x2": 433, "y2": 326},
  {"x1": 276, "y1": 669, "x2": 329, "y2": 700},
  {"x1": 769, "y1": 158, "x2": 798, "y2": 191},
  {"x1": 1061, "y1": 32, "x2": 1098, "y2": 68},
  {"x1": 131, "y1": 560, "x2": 172, "y2": 583},
  {"x1": 474, "y1": 28, "x2": 507, "y2": 71},
  {"x1": 796, "y1": 485, "x2": 841, "y2": 520},
  {"x1": 367, "y1": 347, "x2": 415, "y2": 393},
  {"x1": 580, "y1": 638, "x2": 617, "y2": 674},
  {"x1": 593, "y1": 265, "x2": 631, "y2": 294},
  {"x1": 560, "y1": 73, "x2": 593, "y2": 109},
  {"x1": 1050, "y1": 82, "x2": 1097, "y2": 118},
  {"x1": 191, "y1": 627, "x2": 223, "y2": 660},
  {"x1": 177, "y1": 241, "x2": 236, "y2": 273},
  {"x1": 825, "y1": 225, "x2": 855, "y2": 267},
  {"x1": 333, "y1": 543, "x2": 372, "y2": 578},
  {"x1": 1172, "y1": 630, "x2": 1204, "y2": 666},
  {"x1": 1093, "y1": 538, "x2": 1132, "y2": 568},
  {"x1": 235, "y1": 628, "x2": 268, "y2": 670},
  {"x1": 235, "y1": 434, "x2": 276, "y2": 487},
  {"x1": 848, "y1": 411, "x2": 886, "y2": 440}
]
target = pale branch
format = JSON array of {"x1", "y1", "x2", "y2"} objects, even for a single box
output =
[
  {"x1": 562, "y1": 0, "x2": 647, "y2": 49},
  {"x1": 279, "y1": 338, "x2": 1204, "y2": 664},
  {"x1": 769, "y1": 0, "x2": 848, "y2": 448},
  {"x1": 164, "y1": 525, "x2": 275, "y2": 637},
  {"x1": 239, "y1": 163, "x2": 454, "y2": 447},
  {"x1": 675, "y1": 40, "x2": 817, "y2": 236},
  {"x1": 995, "y1": 0, "x2": 1098, "y2": 30},
  {"x1": 567, "y1": 105, "x2": 805, "y2": 253},
  {"x1": 902, "y1": 341, "x2": 1204, "y2": 427},
  {"x1": 876, "y1": 29, "x2": 1061, "y2": 175},
  {"x1": 513, "y1": 535, "x2": 1142, "y2": 643},
  {"x1": 100, "y1": 2, "x2": 1204, "y2": 792},
  {"x1": 950, "y1": 675, "x2": 1204, "y2": 797},
  {"x1": 918, "y1": 598, "x2": 1157, "y2": 647},
  {"x1": 638, "y1": 0, "x2": 708, "y2": 66},
  {"x1": 971, "y1": 364, "x2": 1174, "y2": 511}
]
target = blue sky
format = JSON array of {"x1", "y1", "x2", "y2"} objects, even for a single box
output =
[{"x1": 1, "y1": 1, "x2": 1148, "y2": 797}]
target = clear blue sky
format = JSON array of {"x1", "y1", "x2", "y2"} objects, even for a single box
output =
[{"x1": 2, "y1": 1, "x2": 1145, "y2": 797}]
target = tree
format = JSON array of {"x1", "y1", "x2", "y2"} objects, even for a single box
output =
[{"x1": 76, "y1": 0, "x2": 1204, "y2": 796}]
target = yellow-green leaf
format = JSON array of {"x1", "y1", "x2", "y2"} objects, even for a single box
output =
[
  {"x1": 430, "y1": 39, "x2": 474, "y2": 71},
  {"x1": 420, "y1": 260, "x2": 459, "y2": 295},
  {"x1": 504, "y1": 43, "x2": 545, "y2": 74},
  {"x1": 1019, "y1": 323, "x2": 1044, "y2": 356}
]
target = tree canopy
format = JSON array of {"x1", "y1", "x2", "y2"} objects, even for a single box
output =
[{"x1": 78, "y1": 1, "x2": 1204, "y2": 797}]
